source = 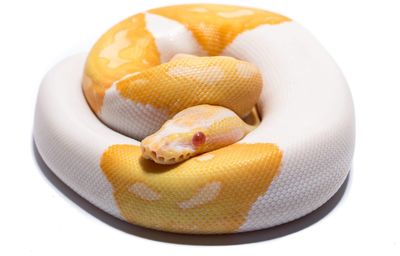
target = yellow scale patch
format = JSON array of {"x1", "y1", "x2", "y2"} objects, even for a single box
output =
[{"x1": 101, "y1": 144, "x2": 282, "y2": 233}]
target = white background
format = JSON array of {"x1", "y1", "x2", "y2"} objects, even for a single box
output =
[{"x1": 0, "y1": 0, "x2": 399, "y2": 255}]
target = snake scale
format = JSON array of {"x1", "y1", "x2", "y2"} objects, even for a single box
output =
[{"x1": 34, "y1": 4, "x2": 355, "y2": 234}]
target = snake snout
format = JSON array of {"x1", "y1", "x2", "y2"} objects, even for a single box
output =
[{"x1": 141, "y1": 143, "x2": 192, "y2": 165}]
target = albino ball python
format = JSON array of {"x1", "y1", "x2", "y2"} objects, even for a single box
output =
[{"x1": 34, "y1": 4, "x2": 355, "y2": 234}]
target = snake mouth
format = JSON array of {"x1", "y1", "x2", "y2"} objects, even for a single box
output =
[{"x1": 141, "y1": 146, "x2": 192, "y2": 164}]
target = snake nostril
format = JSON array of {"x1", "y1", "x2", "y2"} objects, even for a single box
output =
[
  {"x1": 179, "y1": 155, "x2": 184, "y2": 160},
  {"x1": 151, "y1": 151, "x2": 157, "y2": 158},
  {"x1": 158, "y1": 156, "x2": 165, "y2": 162}
]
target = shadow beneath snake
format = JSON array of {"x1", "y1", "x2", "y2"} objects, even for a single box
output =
[{"x1": 33, "y1": 140, "x2": 351, "y2": 246}]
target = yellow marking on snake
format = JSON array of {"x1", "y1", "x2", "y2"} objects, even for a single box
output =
[{"x1": 101, "y1": 143, "x2": 282, "y2": 233}]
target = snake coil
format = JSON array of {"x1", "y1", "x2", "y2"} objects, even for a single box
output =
[{"x1": 34, "y1": 4, "x2": 355, "y2": 234}]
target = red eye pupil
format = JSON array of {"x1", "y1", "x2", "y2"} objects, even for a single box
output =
[{"x1": 192, "y1": 132, "x2": 206, "y2": 147}]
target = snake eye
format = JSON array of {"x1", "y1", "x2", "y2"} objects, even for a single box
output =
[{"x1": 192, "y1": 132, "x2": 206, "y2": 147}]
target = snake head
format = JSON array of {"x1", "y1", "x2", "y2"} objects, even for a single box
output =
[{"x1": 141, "y1": 105, "x2": 253, "y2": 165}]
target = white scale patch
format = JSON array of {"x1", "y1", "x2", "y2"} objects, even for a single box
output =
[
  {"x1": 145, "y1": 13, "x2": 206, "y2": 63},
  {"x1": 128, "y1": 182, "x2": 161, "y2": 201},
  {"x1": 100, "y1": 84, "x2": 169, "y2": 140},
  {"x1": 178, "y1": 182, "x2": 221, "y2": 209}
]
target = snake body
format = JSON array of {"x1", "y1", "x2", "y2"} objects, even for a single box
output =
[{"x1": 34, "y1": 4, "x2": 355, "y2": 234}]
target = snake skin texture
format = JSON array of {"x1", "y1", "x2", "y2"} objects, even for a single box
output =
[{"x1": 33, "y1": 4, "x2": 355, "y2": 234}]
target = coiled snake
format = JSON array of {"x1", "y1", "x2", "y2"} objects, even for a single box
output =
[{"x1": 34, "y1": 4, "x2": 355, "y2": 234}]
